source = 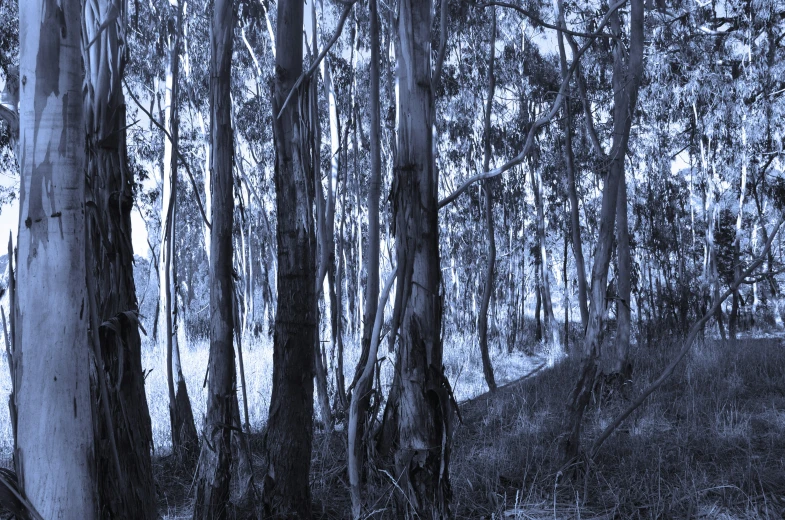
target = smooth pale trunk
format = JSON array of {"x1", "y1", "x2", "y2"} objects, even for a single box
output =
[
  {"x1": 16, "y1": 0, "x2": 97, "y2": 517},
  {"x1": 564, "y1": 0, "x2": 644, "y2": 463},
  {"x1": 348, "y1": 0, "x2": 382, "y2": 512},
  {"x1": 159, "y1": 1, "x2": 198, "y2": 459},
  {"x1": 531, "y1": 166, "x2": 560, "y2": 357},
  {"x1": 477, "y1": 8, "x2": 497, "y2": 392}
]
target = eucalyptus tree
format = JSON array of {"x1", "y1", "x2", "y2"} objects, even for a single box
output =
[
  {"x1": 263, "y1": 0, "x2": 317, "y2": 515},
  {"x1": 380, "y1": 0, "x2": 456, "y2": 514},
  {"x1": 82, "y1": 0, "x2": 156, "y2": 516},
  {"x1": 14, "y1": 0, "x2": 97, "y2": 517},
  {"x1": 160, "y1": 0, "x2": 199, "y2": 461},
  {"x1": 555, "y1": 0, "x2": 588, "y2": 331},
  {"x1": 477, "y1": 8, "x2": 498, "y2": 391},
  {"x1": 192, "y1": 0, "x2": 236, "y2": 515},
  {"x1": 348, "y1": 0, "x2": 383, "y2": 511},
  {"x1": 563, "y1": 0, "x2": 645, "y2": 463}
]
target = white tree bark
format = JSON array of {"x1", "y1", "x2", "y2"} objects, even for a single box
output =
[{"x1": 16, "y1": 1, "x2": 97, "y2": 517}]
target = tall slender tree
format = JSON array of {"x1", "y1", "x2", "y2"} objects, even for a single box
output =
[
  {"x1": 563, "y1": 0, "x2": 645, "y2": 463},
  {"x1": 477, "y1": 7, "x2": 498, "y2": 392},
  {"x1": 82, "y1": 0, "x2": 156, "y2": 516},
  {"x1": 263, "y1": 0, "x2": 317, "y2": 515},
  {"x1": 192, "y1": 0, "x2": 235, "y2": 515},
  {"x1": 160, "y1": 0, "x2": 198, "y2": 461},
  {"x1": 15, "y1": 0, "x2": 97, "y2": 517},
  {"x1": 555, "y1": 0, "x2": 588, "y2": 331},
  {"x1": 347, "y1": 0, "x2": 383, "y2": 510}
]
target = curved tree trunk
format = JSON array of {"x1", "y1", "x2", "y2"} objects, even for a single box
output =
[
  {"x1": 263, "y1": 0, "x2": 317, "y2": 516},
  {"x1": 555, "y1": 0, "x2": 588, "y2": 331},
  {"x1": 563, "y1": 0, "x2": 645, "y2": 464},
  {"x1": 477, "y1": 8, "x2": 498, "y2": 392},
  {"x1": 530, "y1": 164, "x2": 560, "y2": 356},
  {"x1": 347, "y1": 0, "x2": 382, "y2": 510},
  {"x1": 311, "y1": 82, "x2": 334, "y2": 432},
  {"x1": 82, "y1": 1, "x2": 156, "y2": 517},
  {"x1": 16, "y1": 0, "x2": 97, "y2": 517},
  {"x1": 192, "y1": 0, "x2": 235, "y2": 516}
]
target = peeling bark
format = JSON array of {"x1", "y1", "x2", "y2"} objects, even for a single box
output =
[{"x1": 82, "y1": 0, "x2": 156, "y2": 517}]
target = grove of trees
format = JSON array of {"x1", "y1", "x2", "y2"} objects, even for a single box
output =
[{"x1": 0, "y1": 0, "x2": 784, "y2": 517}]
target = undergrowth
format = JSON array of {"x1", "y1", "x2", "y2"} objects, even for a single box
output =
[{"x1": 3, "y1": 335, "x2": 785, "y2": 519}]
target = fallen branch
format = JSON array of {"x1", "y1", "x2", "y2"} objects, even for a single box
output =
[{"x1": 589, "y1": 215, "x2": 785, "y2": 459}]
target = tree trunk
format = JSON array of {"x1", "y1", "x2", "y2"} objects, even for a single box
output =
[
  {"x1": 346, "y1": 0, "x2": 382, "y2": 510},
  {"x1": 563, "y1": 0, "x2": 644, "y2": 464},
  {"x1": 311, "y1": 76, "x2": 334, "y2": 432},
  {"x1": 348, "y1": 269, "x2": 397, "y2": 518},
  {"x1": 563, "y1": 219, "x2": 570, "y2": 351},
  {"x1": 160, "y1": 0, "x2": 198, "y2": 461},
  {"x1": 730, "y1": 125, "x2": 747, "y2": 340},
  {"x1": 555, "y1": 2, "x2": 588, "y2": 330},
  {"x1": 534, "y1": 265, "x2": 542, "y2": 343},
  {"x1": 16, "y1": 0, "x2": 97, "y2": 517},
  {"x1": 614, "y1": 173, "x2": 632, "y2": 377},
  {"x1": 263, "y1": 0, "x2": 317, "y2": 515},
  {"x1": 310, "y1": 0, "x2": 336, "y2": 431},
  {"x1": 477, "y1": 8, "x2": 498, "y2": 392},
  {"x1": 530, "y1": 164, "x2": 560, "y2": 356},
  {"x1": 192, "y1": 0, "x2": 235, "y2": 516},
  {"x1": 385, "y1": 0, "x2": 455, "y2": 514},
  {"x1": 82, "y1": 0, "x2": 156, "y2": 516}
]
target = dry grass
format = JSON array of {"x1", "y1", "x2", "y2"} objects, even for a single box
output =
[
  {"x1": 3, "y1": 332, "x2": 785, "y2": 519},
  {"x1": 450, "y1": 336, "x2": 785, "y2": 519}
]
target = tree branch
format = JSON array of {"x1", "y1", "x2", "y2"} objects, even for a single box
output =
[
  {"x1": 439, "y1": 0, "x2": 627, "y2": 209},
  {"x1": 432, "y1": 0, "x2": 449, "y2": 98},
  {"x1": 123, "y1": 79, "x2": 212, "y2": 229},
  {"x1": 276, "y1": 0, "x2": 358, "y2": 119},
  {"x1": 479, "y1": 0, "x2": 619, "y2": 41},
  {"x1": 571, "y1": 53, "x2": 607, "y2": 160}
]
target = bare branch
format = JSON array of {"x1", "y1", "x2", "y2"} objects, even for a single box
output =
[
  {"x1": 276, "y1": 0, "x2": 358, "y2": 119},
  {"x1": 571, "y1": 53, "x2": 607, "y2": 160},
  {"x1": 439, "y1": 0, "x2": 627, "y2": 209},
  {"x1": 479, "y1": 1, "x2": 619, "y2": 41},
  {"x1": 123, "y1": 79, "x2": 212, "y2": 229}
]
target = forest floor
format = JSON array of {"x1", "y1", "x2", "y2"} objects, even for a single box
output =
[
  {"x1": 3, "y1": 335, "x2": 785, "y2": 519},
  {"x1": 150, "y1": 334, "x2": 785, "y2": 519}
]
